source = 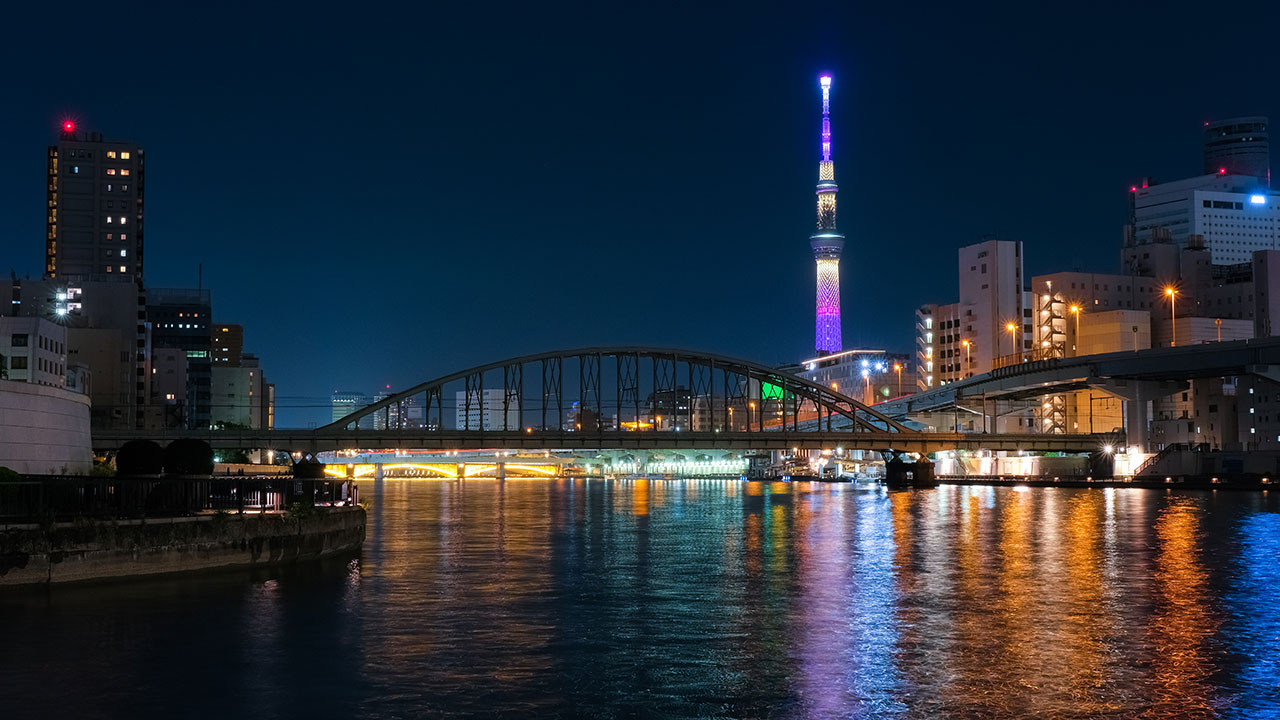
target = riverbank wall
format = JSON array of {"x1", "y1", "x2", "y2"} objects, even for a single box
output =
[{"x1": 0, "y1": 506, "x2": 365, "y2": 587}]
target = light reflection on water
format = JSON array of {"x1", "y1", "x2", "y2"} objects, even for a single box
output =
[{"x1": 3, "y1": 480, "x2": 1280, "y2": 718}]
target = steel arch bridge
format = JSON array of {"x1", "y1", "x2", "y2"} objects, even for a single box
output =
[
  {"x1": 322, "y1": 346, "x2": 912, "y2": 438},
  {"x1": 91, "y1": 347, "x2": 1109, "y2": 454}
]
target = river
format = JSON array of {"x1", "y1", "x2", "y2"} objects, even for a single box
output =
[{"x1": 3, "y1": 479, "x2": 1279, "y2": 718}]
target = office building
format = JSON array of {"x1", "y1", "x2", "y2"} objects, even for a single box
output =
[
  {"x1": 455, "y1": 388, "x2": 520, "y2": 431},
  {"x1": 210, "y1": 355, "x2": 270, "y2": 430},
  {"x1": 332, "y1": 390, "x2": 374, "y2": 430},
  {"x1": 148, "y1": 288, "x2": 212, "y2": 430},
  {"x1": 1127, "y1": 175, "x2": 1278, "y2": 265},
  {"x1": 1, "y1": 317, "x2": 67, "y2": 387},
  {"x1": 1203, "y1": 116, "x2": 1269, "y2": 185},
  {"x1": 2, "y1": 276, "x2": 149, "y2": 429},
  {"x1": 212, "y1": 324, "x2": 243, "y2": 365},
  {"x1": 148, "y1": 347, "x2": 188, "y2": 428},
  {"x1": 1126, "y1": 117, "x2": 1274, "y2": 265},
  {"x1": 796, "y1": 349, "x2": 915, "y2": 405},
  {"x1": 46, "y1": 122, "x2": 145, "y2": 282}
]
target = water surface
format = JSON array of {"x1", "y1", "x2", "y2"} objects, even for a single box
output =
[{"x1": 4, "y1": 480, "x2": 1280, "y2": 718}]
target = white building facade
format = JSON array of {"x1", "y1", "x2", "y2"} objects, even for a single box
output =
[{"x1": 1130, "y1": 174, "x2": 1279, "y2": 265}]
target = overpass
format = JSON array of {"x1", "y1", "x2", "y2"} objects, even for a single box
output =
[
  {"x1": 93, "y1": 427, "x2": 1109, "y2": 455},
  {"x1": 875, "y1": 337, "x2": 1280, "y2": 448},
  {"x1": 93, "y1": 346, "x2": 1111, "y2": 458}
]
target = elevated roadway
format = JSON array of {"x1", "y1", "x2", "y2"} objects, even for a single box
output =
[{"x1": 93, "y1": 428, "x2": 1110, "y2": 455}]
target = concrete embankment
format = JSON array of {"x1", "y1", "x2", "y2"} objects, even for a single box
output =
[
  {"x1": 935, "y1": 476, "x2": 1275, "y2": 490},
  {"x1": 0, "y1": 507, "x2": 365, "y2": 587}
]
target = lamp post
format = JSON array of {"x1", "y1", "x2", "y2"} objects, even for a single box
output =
[
  {"x1": 1069, "y1": 305, "x2": 1080, "y2": 353},
  {"x1": 1164, "y1": 287, "x2": 1178, "y2": 347},
  {"x1": 962, "y1": 339, "x2": 970, "y2": 373},
  {"x1": 1005, "y1": 322, "x2": 1017, "y2": 363},
  {"x1": 894, "y1": 363, "x2": 902, "y2": 396},
  {"x1": 1215, "y1": 317, "x2": 1222, "y2": 342}
]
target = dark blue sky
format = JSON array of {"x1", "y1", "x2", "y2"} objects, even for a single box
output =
[{"x1": 3, "y1": 2, "x2": 1276, "y2": 426}]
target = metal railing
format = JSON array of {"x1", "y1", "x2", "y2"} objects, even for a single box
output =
[
  {"x1": 0, "y1": 475, "x2": 359, "y2": 523},
  {"x1": 1132, "y1": 442, "x2": 1210, "y2": 476}
]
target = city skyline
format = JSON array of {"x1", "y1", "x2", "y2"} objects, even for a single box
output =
[{"x1": 3, "y1": 3, "x2": 1277, "y2": 426}]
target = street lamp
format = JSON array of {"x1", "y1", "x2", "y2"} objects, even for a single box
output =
[
  {"x1": 1215, "y1": 317, "x2": 1222, "y2": 342},
  {"x1": 1005, "y1": 322, "x2": 1017, "y2": 361},
  {"x1": 1164, "y1": 287, "x2": 1178, "y2": 347},
  {"x1": 1069, "y1": 305, "x2": 1080, "y2": 352},
  {"x1": 893, "y1": 363, "x2": 902, "y2": 396},
  {"x1": 962, "y1": 339, "x2": 970, "y2": 371}
]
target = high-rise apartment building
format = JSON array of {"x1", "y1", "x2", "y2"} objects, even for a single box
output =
[
  {"x1": 1203, "y1": 116, "x2": 1269, "y2": 185},
  {"x1": 46, "y1": 122, "x2": 145, "y2": 282}
]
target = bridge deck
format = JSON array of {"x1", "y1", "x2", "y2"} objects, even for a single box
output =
[{"x1": 93, "y1": 429, "x2": 1109, "y2": 454}]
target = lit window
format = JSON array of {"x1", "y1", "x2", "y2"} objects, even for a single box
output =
[
  {"x1": 106, "y1": 217, "x2": 113, "y2": 224},
  {"x1": 119, "y1": 265, "x2": 126, "y2": 273},
  {"x1": 72, "y1": 166, "x2": 79, "y2": 174},
  {"x1": 120, "y1": 234, "x2": 126, "y2": 240},
  {"x1": 106, "y1": 265, "x2": 113, "y2": 273},
  {"x1": 106, "y1": 168, "x2": 116, "y2": 175},
  {"x1": 106, "y1": 184, "x2": 112, "y2": 191},
  {"x1": 166, "y1": 393, "x2": 174, "y2": 400},
  {"x1": 121, "y1": 152, "x2": 130, "y2": 160},
  {"x1": 107, "y1": 151, "x2": 117, "y2": 159},
  {"x1": 119, "y1": 217, "x2": 126, "y2": 224},
  {"x1": 121, "y1": 169, "x2": 130, "y2": 176},
  {"x1": 120, "y1": 249, "x2": 127, "y2": 257}
]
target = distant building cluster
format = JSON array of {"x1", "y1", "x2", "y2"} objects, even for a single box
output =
[
  {"x1": 1, "y1": 121, "x2": 274, "y2": 431},
  {"x1": 904, "y1": 116, "x2": 1278, "y2": 448}
]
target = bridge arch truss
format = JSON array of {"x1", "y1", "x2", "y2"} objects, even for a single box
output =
[{"x1": 322, "y1": 347, "x2": 915, "y2": 440}]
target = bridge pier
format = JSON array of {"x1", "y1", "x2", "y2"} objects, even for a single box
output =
[
  {"x1": 1095, "y1": 379, "x2": 1185, "y2": 452},
  {"x1": 374, "y1": 464, "x2": 384, "y2": 482},
  {"x1": 497, "y1": 462, "x2": 506, "y2": 480}
]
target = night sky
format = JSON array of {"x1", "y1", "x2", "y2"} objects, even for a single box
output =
[{"x1": 3, "y1": 3, "x2": 1276, "y2": 426}]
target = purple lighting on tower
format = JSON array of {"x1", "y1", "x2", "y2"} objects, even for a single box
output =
[
  {"x1": 820, "y1": 76, "x2": 832, "y2": 162},
  {"x1": 810, "y1": 74, "x2": 845, "y2": 355}
]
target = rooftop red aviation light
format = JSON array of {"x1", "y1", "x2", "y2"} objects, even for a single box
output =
[{"x1": 62, "y1": 120, "x2": 75, "y2": 132}]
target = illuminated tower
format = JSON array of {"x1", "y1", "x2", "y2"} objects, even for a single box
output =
[{"x1": 811, "y1": 75, "x2": 844, "y2": 354}]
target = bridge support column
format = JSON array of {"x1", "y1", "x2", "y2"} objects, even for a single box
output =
[
  {"x1": 1125, "y1": 390, "x2": 1151, "y2": 453},
  {"x1": 1092, "y1": 379, "x2": 1186, "y2": 453},
  {"x1": 497, "y1": 462, "x2": 506, "y2": 480},
  {"x1": 457, "y1": 463, "x2": 466, "y2": 480},
  {"x1": 374, "y1": 464, "x2": 384, "y2": 482}
]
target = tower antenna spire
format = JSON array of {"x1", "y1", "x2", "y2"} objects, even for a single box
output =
[{"x1": 811, "y1": 74, "x2": 845, "y2": 355}]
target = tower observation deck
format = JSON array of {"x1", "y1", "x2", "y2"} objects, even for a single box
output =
[{"x1": 811, "y1": 75, "x2": 845, "y2": 355}]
